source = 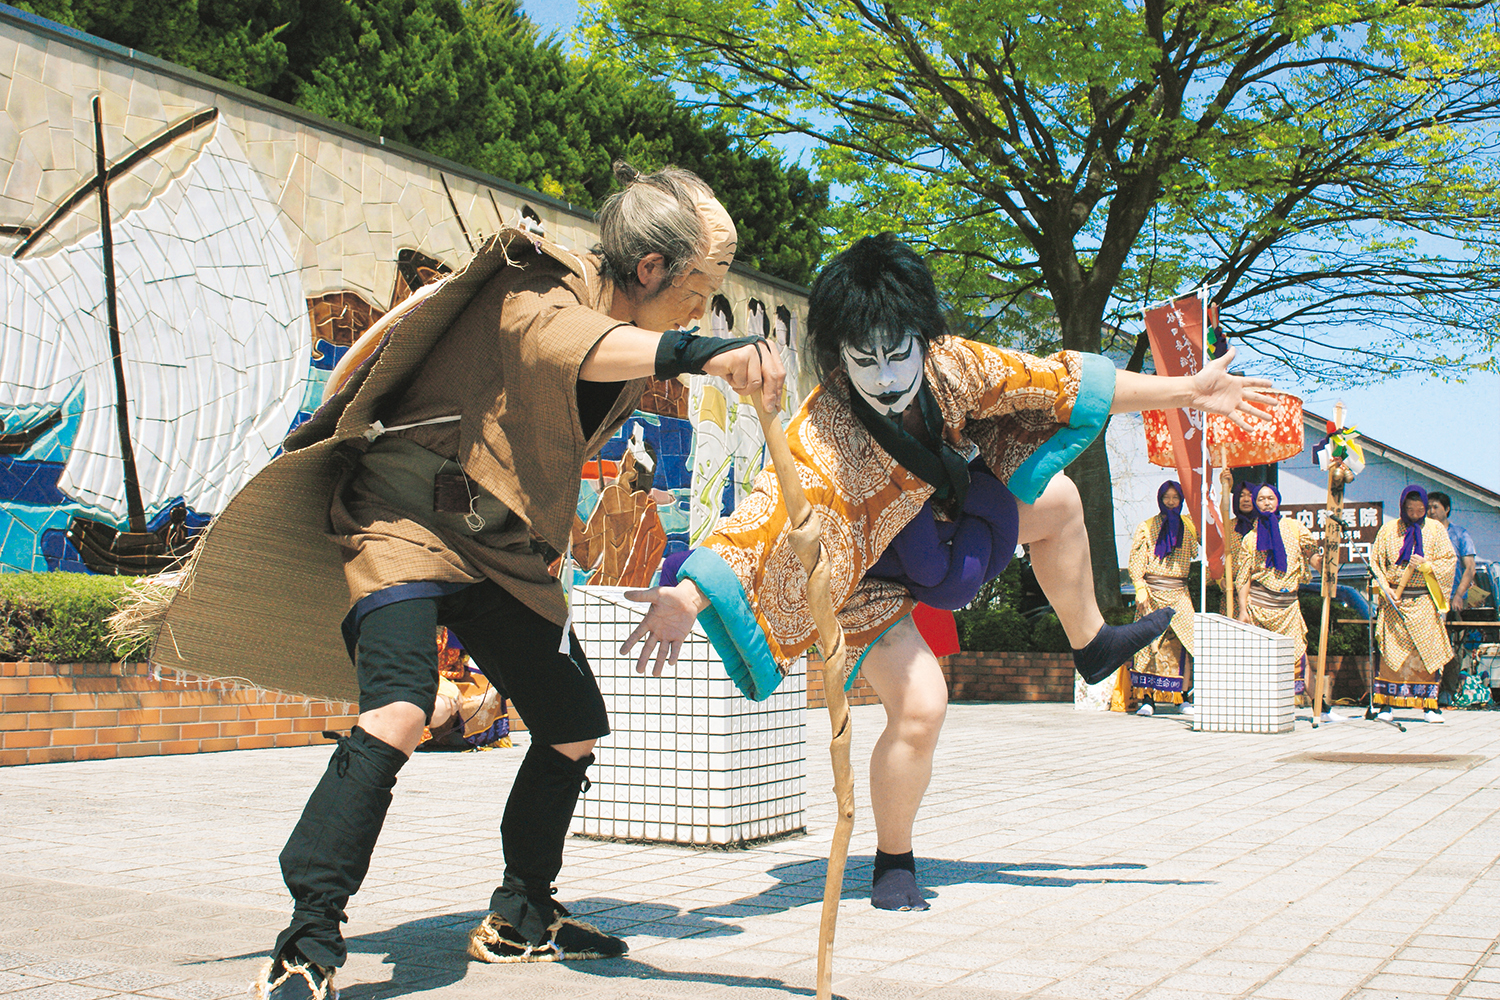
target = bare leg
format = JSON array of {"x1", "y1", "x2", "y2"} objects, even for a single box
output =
[
  {"x1": 859, "y1": 616, "x2": 947, "y2": 854},
  {"x1": 1016, "y1": 474, "x2": 1105, "y2": 647}
]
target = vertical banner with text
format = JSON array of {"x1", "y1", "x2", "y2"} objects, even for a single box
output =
[{"x1": 1142, "y1": 293, "x2": 1225, "y2": 580}]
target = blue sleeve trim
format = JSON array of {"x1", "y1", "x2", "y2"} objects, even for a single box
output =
[
  {"x1": 679, "y1": 548, "x2": 784, "y2": 701},
  {"x1": 1007, "y1": 353, "x2": 1117, "y2": 503}
]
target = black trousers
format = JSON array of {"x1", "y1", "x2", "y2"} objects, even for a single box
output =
[{"x1": 275, "y1": 580, "x2": 610, "y2": 964}]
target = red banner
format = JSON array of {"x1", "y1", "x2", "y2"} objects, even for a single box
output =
[{"x1": 1142, "y1": 293, "x2": 1225, "y2": 579}]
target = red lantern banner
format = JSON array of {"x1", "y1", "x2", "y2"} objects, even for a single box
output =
[{"x1": 1142, "y1": 293, "x2": 1225, "y2": 579}]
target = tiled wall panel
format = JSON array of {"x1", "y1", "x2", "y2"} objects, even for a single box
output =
[
  {"x1": 569, "y1": 586, "x2": 807, "y2": 845},
  {"x1": 1194, "y1": 613, "x2": 1296, "y2": 734}
]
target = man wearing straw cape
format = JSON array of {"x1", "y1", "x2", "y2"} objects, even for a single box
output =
[
  {"x1": 624, "y1": 234, "x2": 1275, "y2": 912},
  {"x1": 249, "y1": 162, "x2": 783, "y2": 998}
]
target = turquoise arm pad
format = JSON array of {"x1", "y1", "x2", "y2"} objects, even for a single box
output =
[
  {"x1": 1008, "y1": 352, "x2": 1117, "y2": 503},
  {"x1": 678, "y1": 547, "x2": 784, "y2": 701}
]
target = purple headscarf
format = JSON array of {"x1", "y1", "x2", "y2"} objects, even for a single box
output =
[
  {"x1": 1232, "y1": 480, "x2": 1258, "y2": 537},
  {"x1": 1253, "y1": 483, "x2": 1288, "y2": 573},
  {"x1": 1397, "y1": 484, "x2": 1428, "y2": 565},
  {"x1": 1154, "y1": 480, "x2": 1185, "y2": 559}
]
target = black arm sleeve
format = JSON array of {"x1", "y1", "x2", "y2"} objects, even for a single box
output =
[{"x1": 654, "y1": 332, "x2": 768, "y2": 379}]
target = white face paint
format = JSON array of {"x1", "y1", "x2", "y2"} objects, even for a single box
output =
[{"x1": 842, "y1": 331, "x2": 923, "y2": 417}]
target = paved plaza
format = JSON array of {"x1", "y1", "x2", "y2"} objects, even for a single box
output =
[{"x1": 2, "y1": 701, "x2": 1499, "y2": 999}]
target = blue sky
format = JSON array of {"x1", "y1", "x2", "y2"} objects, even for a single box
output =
[{"x1": 522, "y1": 0, "x2": 1500, "y2": 495}]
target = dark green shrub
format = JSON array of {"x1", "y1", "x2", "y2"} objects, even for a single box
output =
[
  {"x1": 1029, "y1": 613, "x2": 1071, "y2": 653},
  {"x1": 959, "y1": 605, "x2": 1032, "y2": 652},
  {"x1": 0, "y1": 572, "x2": 148, "y2": 662},
  {"x1": 1301, "y1": 593, "x2": 1369, "y2": 657}
]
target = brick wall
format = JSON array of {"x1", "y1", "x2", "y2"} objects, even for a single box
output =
[
  {"x1": 942, "y1": 651, "x2": 1076, "y2": 702},
  {"x1": 0, "y1": 660, "x2": 360, "y2": 767},
  {"x1": 805, "y1": 649, "x2": 1079, "y2": 709}
]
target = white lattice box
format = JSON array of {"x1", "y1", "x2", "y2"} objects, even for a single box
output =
[
  {"x1": 568, "y1": 585, "x2": 807, "y2": 845},
  {"x1": 1193, "y1": 613, "x2": 1296, "y2": 734}
]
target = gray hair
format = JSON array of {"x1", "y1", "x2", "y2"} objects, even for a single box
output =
[{"x1": 595, "y1": 161, "x2": 712, "y2": 289}]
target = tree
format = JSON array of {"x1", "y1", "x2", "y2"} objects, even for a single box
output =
[
  {"x1": 19, "y1": 0, "x2": 828, "y2": 283},
  {"x1": 597, "y1": 0, "x2": 1500, "y2": 605}
]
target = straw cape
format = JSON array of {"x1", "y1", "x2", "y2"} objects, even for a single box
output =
[{"x1": 143, "y1": 231, "x2": 536, "y2": 703}]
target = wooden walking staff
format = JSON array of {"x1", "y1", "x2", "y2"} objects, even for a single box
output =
[
  {"x1": 750, "y1": 396, "x2": 854, "y2": 1000},
  {"x1": 1312, "y1": 402, "x2": 1353, "y2": 728}
]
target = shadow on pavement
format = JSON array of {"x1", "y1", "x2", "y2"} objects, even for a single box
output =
[
  {"x1": 692, "y1": 855, "x2": 1214, "y2": 919},
  {"x1": 209, "y1": 859, "x2": 1211, "y2": 998}
]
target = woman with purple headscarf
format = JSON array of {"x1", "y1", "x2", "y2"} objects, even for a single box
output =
[
  {"x1": 1126, "y1": 481, "x2": 1200, "y2": 716},
  {"x1": 1370, "y1": 484, "x2": 1456, "y2": 723},
  {"x1": 1233, "y1": 484, "x2": 1327, "y2": 717}
]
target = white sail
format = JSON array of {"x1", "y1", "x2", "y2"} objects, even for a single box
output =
[{"x1": 0, "y1": 121, "x2": 307, "y2": 522}]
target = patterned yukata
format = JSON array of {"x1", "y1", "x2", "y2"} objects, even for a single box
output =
[
  {"x1": 1235, "y1": 517, "x2": 1317, "y2": 703},
  {"x1": 677, "y1": 337, "x2": 1117, "y2": 689},
  {"x1": 1372, "y1": 518, "x2": 1456, "y2": 710},
  {"x1": 1127, "y1": 514, "x2": 1198, "y2": 705}
]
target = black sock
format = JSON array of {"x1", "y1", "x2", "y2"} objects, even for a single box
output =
[
  {"x1": 871, "y1": 852, "x2": 928, "y2": 911},
  {"x1": 1073, "y1": 608, "x2": 1175, "y2": 684},
  {"x1": 873, "y1": 850, "x2": 915, "y2": 877}
]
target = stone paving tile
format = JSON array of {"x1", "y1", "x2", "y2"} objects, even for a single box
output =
[{"x1": 4, "y1": 704, "x2": 1500, "y2": 998}]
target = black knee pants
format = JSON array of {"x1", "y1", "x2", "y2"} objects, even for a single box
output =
[{"x1": 276, "y1": 580, "x2": 610, "y2": 962}]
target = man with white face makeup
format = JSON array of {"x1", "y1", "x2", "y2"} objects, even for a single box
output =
[{"x1": 625, "y1": 233, "x2": 1273, "y2": 912}]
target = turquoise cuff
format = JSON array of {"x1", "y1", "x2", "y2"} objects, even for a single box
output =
[
  {"x1": 678, "y1": 548, "x2": 784, "y2": 701},
  {"x1": 1008, "y1": 352, "x2": 1116, "y2": 503},
  {"x1": 842, "y1": 615, "x2": 905, "y2": 691}
]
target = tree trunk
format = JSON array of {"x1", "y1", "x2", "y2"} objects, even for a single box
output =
[
  {"x1": 1065, "y1": 433, "x2": 1122, "y2": 611},
  {"x1": 1054, "y1": 287, "x2": 1121, "y2": 611}
]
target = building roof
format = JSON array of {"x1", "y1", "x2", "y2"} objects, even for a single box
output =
[{"x1": 1303, "y1": 410, "x2": 1500, "y2": 510}]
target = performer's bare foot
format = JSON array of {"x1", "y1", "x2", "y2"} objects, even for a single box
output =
[{"x1": 1072, "y1": 609, "x2": 1174, "y2": 684}]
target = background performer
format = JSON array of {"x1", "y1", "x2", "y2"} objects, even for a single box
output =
[
  {"x1": 1371, "y1": 485, "x2": 1456, "y2": 724},
  {"x1": 1127, "y1": 481, "x2": 1198, "y2": 716},
  {"x1": 1233, "y1": 484, "x2": 1333, "y2": 719}
]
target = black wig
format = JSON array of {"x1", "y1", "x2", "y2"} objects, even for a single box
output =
[{"x1": 805, "y1": 233, "x2": 947, "y2": 381}]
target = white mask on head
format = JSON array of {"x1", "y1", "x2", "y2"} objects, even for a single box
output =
[{"x1": 842, "y1": 331, "x2": 923, "y2": 417}]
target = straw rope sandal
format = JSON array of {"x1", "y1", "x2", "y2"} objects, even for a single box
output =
[
  {"x1": 466, "y1": 905, "x2": 627, "y2": 964},
  {"x1": 250, "y1": 950, "x2": 337, "y2": 1000}
]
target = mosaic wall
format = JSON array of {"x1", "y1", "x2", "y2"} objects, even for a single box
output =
[{"x1": 0, "y1": 14, "x2": 806, "y2": 583}]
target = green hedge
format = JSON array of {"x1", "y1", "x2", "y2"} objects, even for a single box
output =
[
  {"x1": 953, "y1": 582, "x2": 1370, "y2": 656},
  {"x1": 0, "y1": 572, "x2": 149, "y2": 663}
]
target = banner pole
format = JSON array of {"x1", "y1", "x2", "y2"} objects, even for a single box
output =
[{"x1": 1198, "y1": 286, "x2": 1209, "y2": 615}]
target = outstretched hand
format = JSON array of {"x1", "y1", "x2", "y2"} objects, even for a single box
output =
[
  {"x1": 703, "y1": 338, "x2": 786, "y2": 415},
  {"x1": 1191, "y1": 348, "x2": 1276, "y2": 430},
  {"x1": 621, "y1": 580, "x2": 708, "y2": 676}
]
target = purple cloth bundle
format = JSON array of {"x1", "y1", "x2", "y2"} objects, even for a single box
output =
[{"x1": 866, "y1": 470, "x2": 1019, "y2": 610}]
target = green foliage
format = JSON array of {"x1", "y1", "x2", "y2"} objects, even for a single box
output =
[
  {"x1": 1029, "y1": 613, "x2": 1072, "y2": 654},
  {"x1": 1301, "y1": 593, "x2": 1369, "y2": 658},
  {"x1": 598, "y1": 0, "x2": 1500, "y2": 375},
  {"x1": 0, "y1": 572, "x2": 148, "y2": 663},
  {"x1": 957, "y1": 604, "x2": 1032, "y2": 653},
  {"x1": 20, "y1": 0, "x2": 827, "y2": 283}
]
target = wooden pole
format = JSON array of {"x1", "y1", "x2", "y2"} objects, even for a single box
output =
[
  {"x1": 1312, "y1": 402, "x2": 1347, "y2": 727},
  {"x1": 1220, "y1": 467, "x2": 1235, "y2": 618},
  {"x1": 751, "y1": 398, "x2": 853, "y2": 1000}
]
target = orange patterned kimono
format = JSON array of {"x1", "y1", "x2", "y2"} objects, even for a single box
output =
[{"x1": 677, "y1": 337, "x2": 1117, "y2": 694}]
